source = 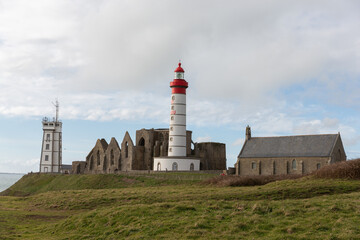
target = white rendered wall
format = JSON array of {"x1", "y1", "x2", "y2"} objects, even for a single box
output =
[
  {"x1": 153, "y1": 157, "x2": 200, "y2": 171},
  {"x1": 169, "y1": 93, "x2": 187, "y2": 157},
  {"x1": 40, "y1": 121, "x2": 62, "y2": 173}
]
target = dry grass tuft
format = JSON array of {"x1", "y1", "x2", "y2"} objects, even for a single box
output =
[
  {"x1": 202, "y1": 174, "x2": 303, "y2": 187},
  {"x1": 313, "y1": 158, "x2": 360, "y2": 179}
]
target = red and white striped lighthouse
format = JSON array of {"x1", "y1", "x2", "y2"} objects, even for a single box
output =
[
  {"x1": 153, "y1": 62, "x2": 200, "y2": 171},
  {"x1": 168, "y1": 62, "x2": 188, "y2": 157}
]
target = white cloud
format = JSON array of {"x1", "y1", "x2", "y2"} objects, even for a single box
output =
[
  {"x1": 195, "y1": 136, "x2": 212, "y2": 143},
  {"x1": 1, "y1": 0, "x2": 359, "y2": 106},
  {"x1": 293, "y1": 117, "x2": 360, "y2": 148},
  {"x1": 293, "y1": 117, "x2": 342, "y2": 135}
]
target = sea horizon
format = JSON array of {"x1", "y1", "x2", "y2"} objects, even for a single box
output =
[
  {"x1": 0, "y1": 172, "x2": 27, "y2": 175},
  {"x1": 0, "y1": 172, "x2": 25, "y2": 192}
]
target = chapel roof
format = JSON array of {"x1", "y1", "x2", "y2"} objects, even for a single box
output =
[{"x1": 238, "y1": 134, "x2": 339, "y2": 158}]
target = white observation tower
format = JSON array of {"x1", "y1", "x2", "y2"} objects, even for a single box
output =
[
  {"x1": 39, "y1": 100, "x2": 62, "y2": 173},
  {"x1": 153, "y1": 63, "x2": 200, "y2": 171}
]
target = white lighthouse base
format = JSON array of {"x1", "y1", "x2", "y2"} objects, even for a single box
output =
[{"x1": 153, "y1": 157, "x2": 200, "y2": 171}]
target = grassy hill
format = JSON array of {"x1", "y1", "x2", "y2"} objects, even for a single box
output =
[
  {"x1": 0, "y1": 172, "x2": 215, "y2": 197},
  {"x1": 1, "y1": 171, "x2": 360, "y2": 239}
]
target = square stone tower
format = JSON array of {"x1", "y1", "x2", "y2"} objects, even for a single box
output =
[{"x1": 39, "y1": 101, "x2": 62, "y2": 173}]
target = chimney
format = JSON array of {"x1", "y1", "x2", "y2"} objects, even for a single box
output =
[{"x1": 245, "y1": 125, "x2": 251, "y2": 141}]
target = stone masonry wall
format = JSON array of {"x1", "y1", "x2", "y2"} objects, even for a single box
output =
[
  {"x1": 330, "y1": 136, "x2": 347, "y2": 164},
  {"x1": 104, "y1": 138, "x2": 121, "y2": 173},
  {"x1": 194, "y1": 142, "x2": 226, "y2": 170},
  {"x1": 236, "y1": 157, "x2": 331, "y2": 176}
]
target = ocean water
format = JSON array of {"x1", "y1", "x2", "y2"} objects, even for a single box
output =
[{"x1": 0, "y1": 173, "x2": 25, "y2": 192}]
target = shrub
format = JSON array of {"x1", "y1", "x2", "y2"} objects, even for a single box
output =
[{"x1": 313, "y1": 158, "x2": 360, "y2": 179}]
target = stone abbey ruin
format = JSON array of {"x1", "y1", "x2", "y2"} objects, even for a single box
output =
[{"x1": 72, "y1": 128, "x2": 226, "y2": 174}]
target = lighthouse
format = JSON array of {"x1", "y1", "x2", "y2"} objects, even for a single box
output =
[
  {"x1": 153, "y1": 62, "x2": 200, "y2": 171},
  {"x1": 168, "y1": 63, "x2": 188, "y2": 157}
]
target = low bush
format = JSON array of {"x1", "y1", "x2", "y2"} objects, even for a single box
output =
[
  {"x1": 202, "y1": 174, "x2": 303, "y2": 187},
  {"x1": 313, "y1": 158, "x2": 360, "y2": 179}
]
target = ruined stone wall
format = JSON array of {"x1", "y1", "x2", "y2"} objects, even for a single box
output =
[
  {"x1": 121, "y1": 132, "x2": 134, "y2": 171},
  {"x1": 133, "y1": 146, "x2": 145, "y2": 170},
  {"x1": 235, "y1": 157, "x2": 331, "y2": 176},
  {"x1": 104, "y1": 138, "x2": 121, "y2": 173},
  {"x1": 136, "y1": 129, "x2": 155, "y2": 170},
  {"x1": 84, "y1": 139, "x2": 108, "y2": 174},
  {"x1": 154, "y1": 130, "x2": 169, "y2": 157},
  {"x1": 194, "y1": 142, "x2": 226, "y2": 170},
  {"x1": 80, "y1": 129, "x2": 227, "y2": 173},
  {"x1": 135, "y1": 128, "x2": 191, "y2": 170},
  {"x1": 72, "y1": 161, "x2": 86, "y2": 174}
]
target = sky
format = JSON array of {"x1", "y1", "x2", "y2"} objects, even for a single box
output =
[{"x1": 0, "y1": 0, "x2": 359, "y2": 173}]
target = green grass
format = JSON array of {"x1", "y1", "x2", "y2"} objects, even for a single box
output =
[
  {"x1": 1, "y1": 172, "x2": 216, "y2": 196},
  {"x1": 1, "y1": 174, "x2": 360, "y2": 239}
]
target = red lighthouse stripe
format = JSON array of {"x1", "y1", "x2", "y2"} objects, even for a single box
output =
[
  {"x1": 170, "y1": 79, "x2": 188, "y2": 88},
  {"x1": 172, "y1": 88, "x2": 186, "y2": 94}
]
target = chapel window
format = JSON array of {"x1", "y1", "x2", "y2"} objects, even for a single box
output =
[
  {"x1": 292, "y1": 159, "x2": 297, "y2": 170},
  {"x1": 317, "y1": 163, "x2": 321, "y2": 170},
  {"x1": 273, "y1": 161, "x2": 276, "y2": 175},
  {"x1": 251, "y1": 162, "x2": 256, "y2": 169}
]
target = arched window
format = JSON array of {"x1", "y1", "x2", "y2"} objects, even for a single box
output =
[
  {"x1": 317, "y1": 163, "x2": 321, "y2": 170},
  {"x1": 259, "y1": 161, "x2": 262, "y2": 175},
  {"x1": 301, "y1": 161, "x2": 305, "y2": 174},
  {"x1": 190, "y1": 163, "x2": 194, "y2": 171},
  {"x1": 251, "y1": 162, "x2": 256, "y2": 169},
  {"x1": 125, "y1": 142, "x2": 128, "y2": 158},
  {"x1": 157, "y1": 162, "x2": 161, "y2": 171},
  {"x1": 110, "y1": 149, "x2": 114, "y2": 165},
  {"x1": 286, "y1": 162, "x2": 290, "y2": 174},
  {"x1": 273, "y1": 161, "x2": 276, "y2": 175},
  {"x1": 292, "y1": 159, "x2": 296, "y2": 170},
  {"x1": 172, "y1": 162, "x2": 178, "y2": 171},
  {"x1": 103, "y1": 156, "x2": 107, "y2": 170},
  {"x1": 138, "y1": 137, "x2": 145, "y2": 146},
  {"x1": 90, "y1": 156, "x2": 93, "y2": 170},
  {"x1": 97, "y1": 151, "x2": 100, "y2": 166}
]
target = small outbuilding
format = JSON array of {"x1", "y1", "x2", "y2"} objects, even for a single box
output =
[{"x1": 235, "y1": 126, "x2": 346, "y2": 176}]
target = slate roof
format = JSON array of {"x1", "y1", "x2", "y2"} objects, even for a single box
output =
[
  {"x1": 61, "y1": 164, "x2": 72, "y2": 170},
  {"x1": 238, "y1": 134, "x2": 339, "y2": 158}
]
